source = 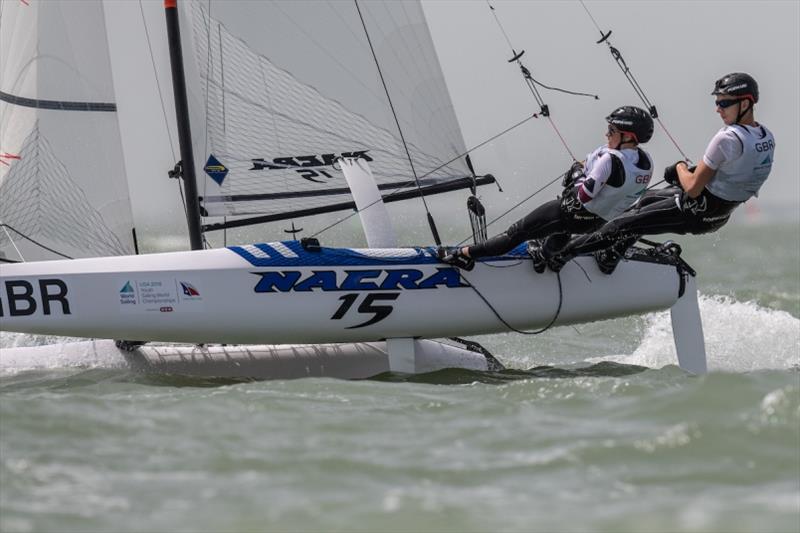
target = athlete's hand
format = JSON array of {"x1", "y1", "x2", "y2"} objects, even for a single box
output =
[
  {"x1": 663, "y1": 161, "x2": 685, "y2": 187},
  {"x1": 562, "y1": 161, "x2": 585, "y2": 188}
]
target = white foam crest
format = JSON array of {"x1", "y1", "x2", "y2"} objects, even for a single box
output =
[
  {"x1": 0, "y1": 336, "x2": 128, "y2": 376},
  {"x1": 601, "y1": 295, "x2": 800, "y2": 372}
]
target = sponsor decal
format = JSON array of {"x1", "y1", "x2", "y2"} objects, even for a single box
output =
[
  {"x1": 204, "y1": 154, "x2": 229, "y2": 185},
  {"x1": 253, "y1": 267, "x2": 465, "y2": 293},
  {"x1": 1, "y1": 279, "x2": 70, "y2": 317},
  {"x1": 119, "y1": 278, "x2": 205, "y2": 314},
  {"x1": 249, "y1": 151, "x2": 373, "y2": 183},
  {"x1": 180, "y1": 282, "x2": 201, "y2": 297}
]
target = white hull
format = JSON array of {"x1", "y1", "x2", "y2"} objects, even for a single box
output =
[
  {"x1": 0, "y1": 338, "x2": 490, "y2": 380},
  {"x1": 1, "y1": 241, "x2": 681, "y2": 344}
]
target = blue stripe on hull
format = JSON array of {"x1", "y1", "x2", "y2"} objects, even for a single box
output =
[{"x1": 228, "y1": 241, "x2": 529, "y2": 267}]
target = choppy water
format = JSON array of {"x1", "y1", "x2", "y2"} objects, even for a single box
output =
[{"x1": 1, "y1": 221, "x2": 799, "y2": 533}]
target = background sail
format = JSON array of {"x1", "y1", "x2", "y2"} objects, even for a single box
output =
[
  {"x1": 181, "y1": 0, "x2": 472, "y2": 218},
  {"x1": 0, "y1": 0, "x2": 136, "y2": 261}
]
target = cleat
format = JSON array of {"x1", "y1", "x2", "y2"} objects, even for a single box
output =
[
  {"x1": 436, "y1": 246, "x2": 475, "y2": 271},
  {"x1": 526, "y1": 240, "x2": 547, "y2": 274}
]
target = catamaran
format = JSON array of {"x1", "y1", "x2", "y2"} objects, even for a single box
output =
[{"x1": 0, "y1": 0, "x2": 707, "y2": 378}]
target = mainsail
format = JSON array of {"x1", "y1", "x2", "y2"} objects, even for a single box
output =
[
  {"x1": 0, "y1": 0, "x2": 136, "y2": 261},
  {"x1": 179, "y1": 1, "x2": 479, "y2": 223},
  {"x1": 1, "y1": 0, "x2": 488, "y2": 256}
]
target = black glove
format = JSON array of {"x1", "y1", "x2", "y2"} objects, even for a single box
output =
[
  {"x1": 562, "y1": 161, "x2": 584, "y2": 189},
  {"x1": 663, "y1": 161, "x2": 686, "y2": 187}
]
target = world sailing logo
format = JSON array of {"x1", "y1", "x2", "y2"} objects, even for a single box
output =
[
  {"x1": 119, "y1": 281, "x2": 136, "y2": 305},
  {"x1": 249, "y1": 151, "x2": 373, "y2": 183}
]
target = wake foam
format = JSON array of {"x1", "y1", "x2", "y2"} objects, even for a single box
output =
[
  {"x1": 596, "y1": 295, "x2": 800, "y2": 372},
  {"x1": 0, "y1": 334, "x2": 128, "y2": 375}
]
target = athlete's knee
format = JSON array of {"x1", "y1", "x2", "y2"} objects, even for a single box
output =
[{"x1": 506, "y1": 220, "x2": 528, "y2": 242}]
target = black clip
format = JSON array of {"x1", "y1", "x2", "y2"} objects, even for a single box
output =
[
  {"x1": 301, "y1": 237, "x2": 321, "y2": 252},
  {"x1": 168, "y1": 161, "x2": 183, "y2": 180}
]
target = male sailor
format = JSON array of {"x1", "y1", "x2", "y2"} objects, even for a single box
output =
[
  {"x1": 541, "y1": 73, "x2": 775, "y2": 274},
  {"x1": 438, "y1": 106, "x2": 655, "y2": 273}
]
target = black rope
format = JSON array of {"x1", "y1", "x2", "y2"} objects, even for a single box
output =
[
  {"x1": 578, "y1": 0, "x2": 692, "y2": 163},
  {"x1": 354, "y1": 0, "x2": 441, "y2": 245},
  {"x1": 461, "y1": 270, "x2": 564, "y2": 335},
  {"x1": 0, "y1": 224, "x2": 74, "y2": 259}
]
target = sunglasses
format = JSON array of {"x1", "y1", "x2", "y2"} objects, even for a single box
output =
[
  {"x1": 715, "y1": 98, "x2": 742, "y2": 109},
  {"x1": 607, "y1": 125, "x2": 619, "y2": 136}
]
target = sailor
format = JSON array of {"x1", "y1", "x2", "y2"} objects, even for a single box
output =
[
  {"x1": 543, "y1": 72, "x2": 775, "y2": 274},
  {"x1": 438, "y1": 106, "x2": 655, "y2": 272}
]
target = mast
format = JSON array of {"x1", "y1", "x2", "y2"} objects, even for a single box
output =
[{"x1": 164, "y1": 0, "x2": 203, "y2": 250}]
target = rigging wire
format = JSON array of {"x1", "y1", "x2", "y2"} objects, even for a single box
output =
[
  {"x1": 578, "y1": 0, "x2": 692, "y2": 164},
  {"x1": 486, "y1": 1, "x2": 599, "y2": 162},
  {"x1": 354, "y1": 0, "x2": 442, "y2": 246}
]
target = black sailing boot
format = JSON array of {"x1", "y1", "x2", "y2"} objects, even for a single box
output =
[
  {"x1": 543, "y1": 247, "x2": 569, "y2": 273},
  {"x1": 526, "y1": 240, "x2": 547, "y2": 274},
  {"x1": 436, "y1": 246, "x2": 475, "y2": 271},
  {"x1": 593, "y1": 236, "x2": 637, "y2": 275}
]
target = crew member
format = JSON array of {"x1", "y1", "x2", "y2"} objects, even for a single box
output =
[
  {"x1": 543, "y1": 72, "x2": 775, "y2": 273},
  {"x1": 438, "y1": 106, "x2": 655, "y2": 273}
]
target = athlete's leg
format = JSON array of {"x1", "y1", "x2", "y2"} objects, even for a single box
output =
[
  {"x1": 550, "y1": 196, "x2": 690, "y2": 269},
  {"x1": 467, "y1": 199, "x2": 566, "y2": 258}
]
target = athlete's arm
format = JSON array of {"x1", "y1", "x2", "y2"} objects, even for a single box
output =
[
  {"x1": 677, "y1": 161, "x2": 714, "y2": 198},
  {"x1": 576, "y1": 153, "x2": 613, "y2": 203},
  {"x1": 679, "y1": 128, "x2": 741, "y2": 198}
]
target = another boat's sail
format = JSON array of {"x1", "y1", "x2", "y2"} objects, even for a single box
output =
[
  {"x1": 179, "y1": 1, "x2": 477, "y2": 222},
  {"x1": 0, "y1": 0, "x2": 136, "y2": 261}
]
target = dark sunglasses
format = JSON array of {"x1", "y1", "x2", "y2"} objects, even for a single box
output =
[
  {"x1": 607, "y1": 124, "x2": 619, "y2": 136},
  {"x1": 715, "y1": 98, "x2": 742, "y2": 109}
]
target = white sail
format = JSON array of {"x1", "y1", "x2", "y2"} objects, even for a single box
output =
[
  {"x1": 178, "y1": 0, "x2": 474, "y2": 219},
  {"x1": 0, "y1": 0, "x2": 136, "y2": 261}
]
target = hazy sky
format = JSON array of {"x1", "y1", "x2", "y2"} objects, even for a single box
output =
[{"x1": 422, "y1": 0, "x2": 799, "y2": 222}]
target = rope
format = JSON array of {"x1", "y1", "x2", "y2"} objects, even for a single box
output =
[
  {"x1": 578, "y1": 0, "x2": 693, "y2": 163},
  {"x1": 461, "y1": 270, "x2": 565, "y2": 335},
  {"x1": 486, "y1": 1, "x2": 599, "y2": 162}
]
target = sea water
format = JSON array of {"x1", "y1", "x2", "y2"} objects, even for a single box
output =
[{"x1": 1, "y1": 220, "x2": 798, "y2": 533}]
